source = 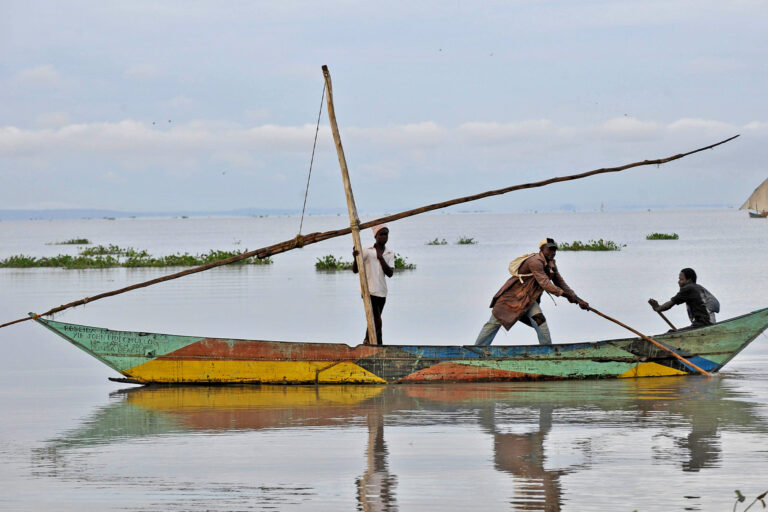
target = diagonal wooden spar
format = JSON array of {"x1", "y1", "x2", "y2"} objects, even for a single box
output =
[{"x1": 1, "y1": 134, "x2": 739, "y2": 329}]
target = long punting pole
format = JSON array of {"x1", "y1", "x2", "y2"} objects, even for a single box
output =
[
  {"x1": 322, "y1": 65, "x2": 379, "y2": 345},
  {"x1": 1, "y1": 135, "x2": 739, "y2": 329},
  {"x1": 589, "y1": 307, "x2": 712, "y2": 377}
]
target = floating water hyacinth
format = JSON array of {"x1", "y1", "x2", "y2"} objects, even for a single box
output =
[
  {"x1": 315, "y1": 254, "x2": 353, "y2": 271},
  {"x1": 557, "y1": 239, "x2": 625, "y2": 251},
  {"x1": 394, "y1": 253, "x2": 415, "y2": 270},
  {"x1": 646, "y1": 232, "x2": 679, "y2": 240},
  {"x1": 47, "y1": 238, "x2": 91, "y2": 245},
  {"x1": 315, "y1": 254, "x2": 415, "y2": 270},
  {"x1": 0, "y1": 245, "x2": 272, "y2": 269}
]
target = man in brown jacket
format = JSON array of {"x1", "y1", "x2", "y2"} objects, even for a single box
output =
[{"x1": 474, "y1": 238, "x2": 589, "y2": 346}]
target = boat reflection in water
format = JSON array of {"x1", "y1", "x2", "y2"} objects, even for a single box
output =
[{"x1": 37, "y1": 377, "x2": 768, "y2": 511}]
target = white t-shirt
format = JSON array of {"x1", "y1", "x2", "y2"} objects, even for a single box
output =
[{"x1": 360, "y1": 246, "x2": 395, "y2": 297}]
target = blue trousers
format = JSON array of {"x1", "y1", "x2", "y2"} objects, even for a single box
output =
[{"x1": 474, "y1": 302, "x2": 552, "y2": 346}]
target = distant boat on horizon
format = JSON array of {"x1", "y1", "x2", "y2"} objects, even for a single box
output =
[{"x1": 740, "y1": 177, "x2": 768, "y2": 218}]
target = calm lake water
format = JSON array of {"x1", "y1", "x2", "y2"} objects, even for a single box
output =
[{"x1": 1, "y1": 209, "x2": 767, "y2": 511}]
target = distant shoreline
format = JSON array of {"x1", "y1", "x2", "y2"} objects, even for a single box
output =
[{"x1": 0, "y1": 205, "x2": 739, "y2": 222}]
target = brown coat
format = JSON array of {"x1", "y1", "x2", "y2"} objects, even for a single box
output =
[{"x1": 490, "y1": 253, "x2": 575, "y2": 329}]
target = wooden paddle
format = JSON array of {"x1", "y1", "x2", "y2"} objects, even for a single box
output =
[
  {"x1": 647, "y1": 299, "x2": 678, "y2": 330},
  {"x1": 656, "y1": 311, "x2": 677, "y2": 330},
  {"x1": 588, "y1": 306, "x2": 712, "y2": 377}
]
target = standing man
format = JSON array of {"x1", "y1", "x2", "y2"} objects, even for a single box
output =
[
  {"x1": 353, "y1": 224, "x2": 394, "y2": 345},
  {"x1": 475, "y1": 238, "x2": 589, "y2": 346},
  {"x1": 649, "y1": 268, "x2": 715, "y2": 329}
]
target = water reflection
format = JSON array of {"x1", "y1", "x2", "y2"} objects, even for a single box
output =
[
  {"x1": 36, "y1": 377, "x2": 768, "y2": 511},
  {"x1": 357, "y1": 410, "x2": 397, "y2": 512},
  {"x1": 479, "y1": 405, "x2": 569, "y2": 511}
]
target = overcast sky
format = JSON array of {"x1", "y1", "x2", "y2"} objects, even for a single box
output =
[{"x1": 1, "y1": 1, "x2": 766, "y2": 213}]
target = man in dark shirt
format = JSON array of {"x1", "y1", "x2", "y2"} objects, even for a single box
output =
[{"x1": 649, "y1": 268, "x2": 713, "y2": 329}]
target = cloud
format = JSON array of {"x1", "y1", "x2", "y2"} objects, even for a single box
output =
[
  {"x1": 686, "y1": 57, "x2": 747, "y2": 73},
  {"x1": 240, "y1": 124, "x2": 329, "y2": 151},
  {"x1": 167, "y1": 96, "x2": 196, "y2": 109},
  {"x1": 356, "y1": 161, "x2": 403, "y2": 181},
  {"x1": 743, "y1": 121, "x2": 768, "y2": 132},
  {"x1": 245, "y1": 109, "x2": 271, "y2": 122},
  {"x1": 12, "y1": 65, "x2": 61, "y2": 88},
  {"x1": 348, "y1": 122, "x2": 446, "y2": 148},
  {"x1": 599, "y1": 117, "x2": 662, "y2": 140},
  {"x1": 1, "y1": 117, "x2": 759, "y2": 157},
  {"x1": 34, "y1": 112, "x2": 71, "y2": 128},
  {"x1": 457, "y1": 120, "x2": 563, "y2": 145},
  {"x1": 214, "y1": 151, "x2": 255, "y2": 168},
  {"x1": 0, "y1": 117, "x2": 761, "y2": 184},
  {"x1": 123, "y1": 64, "x2": 159, "y2": 81},
  {"x1": 0, "y1": 114, "x2": 762, "y2": 211},
  {"x1": 101, "y1": 171, "x2": 128, "y2": 184},
  {"x1": 667, "y1": 118, "x2": 736, "y2": 134}
]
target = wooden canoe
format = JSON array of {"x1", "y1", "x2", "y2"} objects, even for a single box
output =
[{"x1": 33, "y1": 307, "x2": 768, "y2": 384}]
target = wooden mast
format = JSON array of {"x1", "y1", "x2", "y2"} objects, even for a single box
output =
[{"x1": 322, "y1": 65, "x2": 380, "y2": 346}]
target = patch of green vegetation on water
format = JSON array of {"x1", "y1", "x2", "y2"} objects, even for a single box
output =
[
  {"x1": 646, "y1": 232, "x2": 679, "y2": 240},
  {"x1": 48, "y1": 238, "x2": 91, "y2": 245},
  {"x1": 456, "y1": 236, "x2": 477, "y2": 245},
  {"x1": 0, "y1": 254, "x2": 120, "y2": 268},
  {"x1": 0, "y1": 246, "x2": 272, "y2": 269},
  {"x1": 315, "y1": 255, "x2": 353, "y2": 271},
  {"x1": 123, "y1": 249, "x2": 271, "y2": 267},
  {"x1": 426, "y1": 238, "x2": 448, "y2": 245},
  {"x1": 558, "y1": 239, "x2": 625, "y2": 251},
  {"x1": 79, "y1": 244, "x2": 132, "y2": 256},
  {"x1": 315, "y1": 253, "x2": 416, "y2": 271},
  {"x1": 394, "y1": 253, "x2": 416, "y2": 270}
]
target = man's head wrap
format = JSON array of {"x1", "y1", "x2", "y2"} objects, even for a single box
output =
[{"x1": 372, "y1": 224, "x2": 388, "y2": 236}]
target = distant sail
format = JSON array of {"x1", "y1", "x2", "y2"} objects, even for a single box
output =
[{"x1": 740, "y1": 177, "x2": 768, "y2": 211}]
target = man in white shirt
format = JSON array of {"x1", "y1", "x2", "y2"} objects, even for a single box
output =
[{"x1": 352, "y1": 224, "x2": 394, "y2": 344}]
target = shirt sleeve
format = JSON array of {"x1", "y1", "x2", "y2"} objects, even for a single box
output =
[
  {"x1": 670, "y1": 286, "x2": 693, "y2": 305},
  {"x1": 384, "y1": 250, "x2": 395, "y2": 268},
  {"x1": 528, "y1": 257, "x2": 564, "y2": 296},
  {"x1": 552, "y1": 265, "x2": 575, "y2": 297}
]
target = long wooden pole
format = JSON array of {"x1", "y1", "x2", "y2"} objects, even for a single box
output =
[
  {"x1": 657, "y1": 311, "x2": 677, "y2": 330},
  {"x1": 0, "y1": 135, "x2": 738, "y2": 329},
  {"x1": 322, "y1": 65, "x2": 379, "y2": 345},
  {"x1": 647, "y1": 299, "x2": 678, "y2": 330},
  {"x1": 589, "y1": 307, "x2": 712, "y2": 377}
]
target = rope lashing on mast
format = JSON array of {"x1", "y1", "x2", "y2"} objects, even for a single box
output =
[
  {"x1": 0, "y1": 134, "x2": 739, "y2": 329},
  {"x1": 297, "y1": 84, "x2": 326, "y2": 237}
]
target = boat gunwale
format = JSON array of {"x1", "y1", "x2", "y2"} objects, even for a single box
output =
[{"x1": 31, "y1": 307, "x2": 768, "y2": 354}]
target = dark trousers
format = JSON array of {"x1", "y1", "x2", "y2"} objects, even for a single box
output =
[{"x1": 364, "y1": 295, "x2": 387, "y2": 344}]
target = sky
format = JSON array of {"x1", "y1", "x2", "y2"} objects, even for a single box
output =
[{"x1": 1, "y1": 1, "x2": 767, "y2": 214}]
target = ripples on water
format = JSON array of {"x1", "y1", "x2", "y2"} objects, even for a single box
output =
[
  {"x1": 1, "y1": 210, "x2": 767, "y2": 510},
  {"x1": 13, "y1": 376, "x2": 768, "y2": 511}
]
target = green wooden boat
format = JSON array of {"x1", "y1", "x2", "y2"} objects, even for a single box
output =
[{"x1": 33, "y1": 307, "x2": 768, "y2": 384}]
